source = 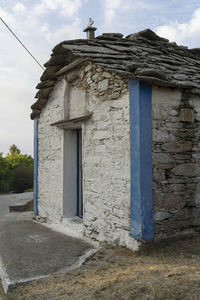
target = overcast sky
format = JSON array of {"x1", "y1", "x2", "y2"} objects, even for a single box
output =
[{"x1": 1, "y1": 0, "x2": 200, "y2": 156}]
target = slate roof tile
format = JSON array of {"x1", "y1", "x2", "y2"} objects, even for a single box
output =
[{"x1": 31, "y1": 28, "x2": 200, "y2": 119}]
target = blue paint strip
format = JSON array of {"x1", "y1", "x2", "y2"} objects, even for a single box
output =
[
  {"x1": 129, "y1": 79, "x2": 154, "y2": 242},
  {"x1": 80, "y1": 132, "x2": 83, "y2": 218},
  {"x1": 33, "y1": 117, "x2": 38, "y2": 215},
  {"x1": 76, "y1": 130, "x2": 80, "y2": 216}
]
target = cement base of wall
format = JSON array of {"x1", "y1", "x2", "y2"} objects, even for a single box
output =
[{"x1": 36, "y1": 216, "x2": 140, "y2": 251}]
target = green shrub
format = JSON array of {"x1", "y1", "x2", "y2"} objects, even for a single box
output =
[
  {"x1": 11, "y1": 163, "x2": 33, "y2": 193},
  {"x1": 0, "y1": 153, "x2": 12, "y2": 193},
  {"x1": 0, "y1": 146, "x2": 34, "y2": 193}
]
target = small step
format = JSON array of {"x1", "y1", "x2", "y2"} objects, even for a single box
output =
[{"x1": 9, "y1": 199, "x2": 33, "y2": 212}]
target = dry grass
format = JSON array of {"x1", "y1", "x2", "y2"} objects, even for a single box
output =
[{"x1": 1, "y1": 235, "x2": 200, "y2": 299}]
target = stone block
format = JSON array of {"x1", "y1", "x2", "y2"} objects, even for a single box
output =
[
  {"x1": 92, "y1": 74, "x2": 99, "y2": 81},
  {"x1": 173, "y1": 130, "x2": 194, "y2": 138},
  {"x1": 102, "y1": 72, "x2": 112, "y2": 78},
  {"x1": 167, "y1": 116, "x2": 179, "y2": 123},
  {"x1": 171, "y1": 208, "x2": 191, "y2": 221},
  {"x1": 158, "y1": 164, "x2": 173, "y2": 170},
  {"x1": 154, "y1": 211, "x2": 170, "y2": 221},
  {"x1": 170, "y1": 109, "x2": 178, "y2": 116},
  {"x1": 153, "y1": 167, "x2": 166, "y2": 181},
  {"x1": 171, "y1": 220, "x2": 190, "y2": 229},
  {"x1": 152, "y1": 129, "x2": 171, "y2": 142},
  {"x1": 174, "y1": 154, "x2": 191, "y2": 160},
  {"x1": 167, "y1": 178, "x2": 186, "y2": 184},
  {"x1": 85, "y1": 64, "x2": 93, "y2": 72},
  {"x1": 152, "y1": 152, "x2": 174, "y2": 163},
  {"x1": 172, "y1": 163, "x2": 197, "y2": 177},
  {"x1": 154, "y1": 191, "x2": 186, "y2": 210},
  {"x1": 152, "y1": 103, "x2": 170, "y2": 120},
  {"x1": 169, "y1": 184, "x2": 185, "y2": 191},
  {"x1": 98, "y1": 79, "x2": 109, "y2": 91},
  {"x1": 194, "y1": 183, "x2": 200, "y2": 206},
  {"x1": 161, "y1": 141, "x2": 192, "y2": 153},
  {"x1": 191, "y1": 208, "x2": 200, "y2": 226},
  {"x1": 109, "y1": 91, "x2": 121, "y2": 100}
]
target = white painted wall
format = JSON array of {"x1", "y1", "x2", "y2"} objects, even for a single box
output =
[
  {"x1": 69, "y1": 87, "x2": 86, "y2": 119},
  {"x1": 37, "y1": 79, "x2": 66, "y2": 222},
  {"x1": 38, "y1": 79, "x2": 87, "y2": 222},
  {"x1": 82, "y1": 91, "x2": 132, "y2": 245},
  {"x1": 37, "y1": 68, "x2": 139, "y2": 250}
]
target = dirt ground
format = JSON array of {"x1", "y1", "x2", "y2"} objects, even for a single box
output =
[{"x1": 1, "y1": 234, "x2": 200, "y2": 300}]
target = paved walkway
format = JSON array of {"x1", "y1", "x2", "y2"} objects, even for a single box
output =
[
  {"x1": 0, "y1": 194, "x2": 95, "y2": 293},
  {"x1": 0, "y1": 192, "x2": 33, "y2": 220}
]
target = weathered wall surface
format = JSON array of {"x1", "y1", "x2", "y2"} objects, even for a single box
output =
[
  {"x1": 37, "y1": 64, "x2": 138, "y2": 250},
  {"x1": 37, "y1": 79, "x2": 65, "y2": 221},
  {"x1": 68, "y1": 87, "x2": 86, "y2": 119},
  {"x1": 79, "y1": 64, "x2": 138, "y2": 250},
  {"x1": 152, "y1": 87, "x2": 200, "y2": 239},
  {"x1": 37, "y1": 60, "x2": 200, "y2": 247}
]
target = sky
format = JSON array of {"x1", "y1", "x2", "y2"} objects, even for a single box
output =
[{"x1": 1, "y1": 0, "x2": 200, "y2": 156}]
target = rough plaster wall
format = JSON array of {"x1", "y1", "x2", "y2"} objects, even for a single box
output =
[
  {"x1": 75, "y1": 64, "x2": 136, "y2": 247},
  {"x1": 37, "y1": 79, "x2": 66, "y2": 221},
  {"x1": 152, "y1": 87, "x2": 200, "y2": 239},
  {"x1": 37, "y1": 63, "x2": 138, "y2": 250},
  {"x1": 69, "y1": 87, "x2": 86, "y2": 118},
  {"x1": 82, "y1": 91, "x2": 132, "y2": 245}
]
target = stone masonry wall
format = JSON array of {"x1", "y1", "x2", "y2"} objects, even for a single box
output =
[
  {"x1": 37, "y1": 60, "x2": 200, "y2": 246},
  {"x1": 73, "y1": 63, "x2": 138, "y2": 249},
  {"x1": 37, "y1": 62, "x2": 138, "y2": 250},
  {"x1": 152, "y1": 87, "x2": 200, "y2": 240}
]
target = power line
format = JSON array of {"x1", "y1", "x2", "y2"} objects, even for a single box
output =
[{"x1": 0, "y1": 17, "x2": 44, "y2": 70}]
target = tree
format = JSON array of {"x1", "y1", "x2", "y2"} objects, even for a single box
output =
[
  {"x1": 6, "y1": 146, "x2": 33, "y2": 193},
  {"x1": 0, "y1": 153, "x2": 12, "y2": 193},
  {"x1": 0, "y1": 146, "x2": 34, "y2": 193},
  {"x1": 9, "y1": 144, "x2": 21, "y2": 154},
  {"x1": 6, "y1": 151, "x2": 33, "y2": 169}
]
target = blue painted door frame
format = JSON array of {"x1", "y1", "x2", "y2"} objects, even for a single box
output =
[
  {"x1": 77, "y1": 129, "x2": 83, "y2": 218},
  {"x1": 129, "y1": 79, "x2": 154, "y2": 242},
  {"x1": 33, "y1": 117, "x2": 38, "y2": 215}
]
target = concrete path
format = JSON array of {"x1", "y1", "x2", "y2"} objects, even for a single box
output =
[
  {"x1": 0, "y1": 194, "x2": 95, "y2": 293},
  {"x1": 0, "y1": 192, "x2": 33, "y2": 219}
]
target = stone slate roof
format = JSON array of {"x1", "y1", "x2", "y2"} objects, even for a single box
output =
[{"x1": 31, "y1": 28, "x2": 200, "y2": 119}]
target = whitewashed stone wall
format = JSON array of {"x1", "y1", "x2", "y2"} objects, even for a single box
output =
[
  {"x1": 37, "y1": 79, "x2": 65, "y2": 221},
  {"x1": 78, "y1": 64, "x2": 138, "y2": 249},
  {"x1": 83, "y1": 93, "x2": 131, "y2": 243},
  {"x1": 37, "y1": 64, "x2": 138, "y2": 250},
  {"x1": 152, "y1": 87, "x2": 200, "y2": 239},
  {"x1": 68, "y1": 87, "x2": 86, "y2": 119}
]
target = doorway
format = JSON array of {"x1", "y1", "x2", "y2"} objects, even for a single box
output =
[{"x1": 63, "y1": 129, "x2": 83, "y2": 218}]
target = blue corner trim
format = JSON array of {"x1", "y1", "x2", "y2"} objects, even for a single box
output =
[
  {"x1": 129, "y1": 79, "x2": 154, "y2": 242},
  {"x1": 76, "y1": 130, "x2": 80, "y2": 216},
  {"x1": 33, "y1": 117, "x2": 38, "y2": 215}
]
